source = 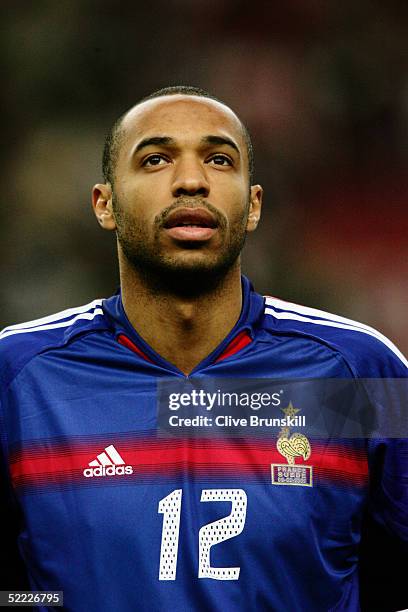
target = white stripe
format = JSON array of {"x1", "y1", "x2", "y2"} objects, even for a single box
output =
[
  {"x1": 0, "y1": 299, "x2": 104, "y2": 335},
  {"x1": 105, "y1": 445, "x2": 125, "y2": 465},
  {"x1": 264, "y1": 306, "x2": 408, "y2": 369},
  {"x1": 88, "y1": 459, "x2": 100, "y2": 467},
  {"x1": 265, "y1": 295, "x2": 405, "y2": 359},
  {"x1": 97, "y1": 452, "x2": 113, "y2": 466},
  {"x1": 0, "y1": 309, "x2": 104, "y2": 340},
  {"x1": 265, "y1": 296, "x2": 380, "y2": 335}
]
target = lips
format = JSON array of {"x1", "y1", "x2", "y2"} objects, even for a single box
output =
[
  {"x1": 163, "y1": 208, "x2": 217, "y2": 229},
  {"x1": 163, "y1": 207, "x2": 218, "y2": 242}
]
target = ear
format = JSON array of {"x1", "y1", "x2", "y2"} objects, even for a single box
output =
[
  {"x1": 92, "y1": 183, "x2": 116, "y2": 230},
  {"x1": 246, "y1": 184, "x2": 263, "y2": 232}
]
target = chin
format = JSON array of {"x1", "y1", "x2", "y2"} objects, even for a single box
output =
[
  {"x1": 120, "y1": 236, "x2": 243, "y2": 295},
  {"x1": 132, "y1": 253, "x2": 239, "y2": 298},
  {"x1": 165, "y1": 254, "x2": 221, "y2": 271}
]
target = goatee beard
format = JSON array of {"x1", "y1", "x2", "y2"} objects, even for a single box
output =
[
  {"x1": 114, "y1": 195, "x2": 248, "y2": 299},
  {"x1": 121, "y1": 248, "x2": 242, "y2": 299}
]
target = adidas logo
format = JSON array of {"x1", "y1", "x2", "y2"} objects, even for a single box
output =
[{"x1": 83, "y1": 444, "x2": 133, "y2": 478}]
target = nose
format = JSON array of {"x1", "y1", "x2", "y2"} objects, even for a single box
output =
[{"x1": 171, "y1": 157, "x2": 210, "y2": 198}]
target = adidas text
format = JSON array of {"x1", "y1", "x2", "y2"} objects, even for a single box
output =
[{"x1": 83, "y1": 465, "x2": 133, "y2": 478}]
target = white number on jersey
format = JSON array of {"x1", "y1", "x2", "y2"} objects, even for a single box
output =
[
  {"x1": 158, "y1": 488, "x2": 247, "y2": 581},
  {"x1": 158, "y1": 489, "x2": 183, "y2": 580},
  {"x1": 198, "y1": 489, "x2": 247, "y2": 580}
]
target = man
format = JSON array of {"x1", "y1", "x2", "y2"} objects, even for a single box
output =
[{"x1": 0, "y1": 86, "x2": 407, "y2": 611}]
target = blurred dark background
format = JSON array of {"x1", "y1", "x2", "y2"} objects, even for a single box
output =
[
  {"x1": 1, "y1": 0, "x2": 407, "y2": 354},
  {"x1": 1, "y1": 3, "x2": 407, "y2": 610}
]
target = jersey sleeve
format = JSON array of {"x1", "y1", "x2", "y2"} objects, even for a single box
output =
[
  {"x1": 357, "y1": 340, "x2": 408, "y2": 610},
  {"x1": 0, "y1": 397, "x2": 31, "y2": 589},
  {"x1": 367, "y1": 434, "x2": 408, "y2": 542},
  {"x1": 362, "y1": 342, "x2": 408, "y2": 542}
]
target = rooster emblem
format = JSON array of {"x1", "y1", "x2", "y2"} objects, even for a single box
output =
[
  {"x1": 272, "y1": 402, "x2": 313, "y2": 486},
  {"x1": 276, "y1": 402, "x2": 311, "y2": 465},
  {"x1": 276, "y1": 427, "x2": 311, "y2": 465}
]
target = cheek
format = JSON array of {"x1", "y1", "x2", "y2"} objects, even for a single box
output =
[
  {"x1": 217, "y1": 178, "x2": 249, "y2": 209},
  {"x1": 115, "y1": 191, "x2": 156, "y2": 227},
  {"x1": 224, "y1": 193, "x2": 250, "y2": 225}
]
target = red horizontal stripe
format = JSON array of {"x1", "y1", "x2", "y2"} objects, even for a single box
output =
[{"x1": 10, "y1": 440, "x2": 368, "y2": 486}]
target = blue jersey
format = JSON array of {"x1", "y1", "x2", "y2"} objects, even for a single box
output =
[{"x1": 0, "y1": 276, "x2": 407, "y2": 611}]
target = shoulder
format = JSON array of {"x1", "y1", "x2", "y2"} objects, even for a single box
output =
[
  {"x1": 262, "y1": 295, "x2": 408, "y2": 377},
  {"x1": 0, "y1": 299, "x2": 107, "y2": 388}
]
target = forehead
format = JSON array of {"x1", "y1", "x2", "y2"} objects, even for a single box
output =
[{"x1": 120, "y1": 95, "x2": 246, "y2": 151}]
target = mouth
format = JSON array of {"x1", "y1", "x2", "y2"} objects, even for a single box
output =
[{"x1": 163, "y1": 208, "x2": 218, "y2": 242}]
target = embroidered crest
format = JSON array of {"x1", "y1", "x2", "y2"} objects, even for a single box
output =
[{"x1": 271, "y1": 402, "x2": 313, "y2": 487}]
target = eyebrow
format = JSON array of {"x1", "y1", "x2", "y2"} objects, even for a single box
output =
[
  {"x1": 133, "y1": 134, "x2": 240, "y2": 156},
  {"x1": 134, "y1": 136, "x2": 176, "y2": 153},
  {"x1": 200, "y1": 135, "x2": 240, "y2": 155}
]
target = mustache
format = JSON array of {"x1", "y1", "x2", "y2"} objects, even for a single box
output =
[{"x1": 155, "y1": 197, "x2": 227, "y2": 229}]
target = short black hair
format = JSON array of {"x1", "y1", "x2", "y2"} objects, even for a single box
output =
[{"x1": 102, "y1": 85, "x2": 254, "y2": 187}]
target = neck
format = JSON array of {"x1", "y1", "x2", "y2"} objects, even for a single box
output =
[{"x1": 120, "y1": 258, "x2": 243, "y2": 375}]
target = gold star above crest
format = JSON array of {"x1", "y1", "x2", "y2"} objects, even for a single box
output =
[{"x1": 281, "y1": 401, "x2": 301, "y2": 418}]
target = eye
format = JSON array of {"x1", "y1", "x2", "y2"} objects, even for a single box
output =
[
  {"x1": 208, "y1": 154, "x2": 233, "y2": 166},
  {"x1": 142, "y1": 154, "x2": 169, "y2": 167}
]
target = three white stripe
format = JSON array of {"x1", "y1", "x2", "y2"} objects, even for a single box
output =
[
  {"x1": 2, "y1": 294, "x2": 405, "y2": 369},
  {"x1": 0, "y1": 299, "x2": 104, "y2": 340},
  {"x1": 264, "y1": 296, "x2": 408, "y2": 369}
]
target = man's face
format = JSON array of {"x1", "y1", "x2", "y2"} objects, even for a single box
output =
[{"x1": 95, "y1": 95, "x2": 262, "y2": 287}]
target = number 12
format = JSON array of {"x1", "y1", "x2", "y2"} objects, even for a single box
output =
[{"x1": 158, "y1": 488, "x2": 247, "y2": 581}]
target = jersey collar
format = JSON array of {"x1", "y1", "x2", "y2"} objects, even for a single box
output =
[{"x1": 102, "y1": 275, "x2": 265, "y2": 374}]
